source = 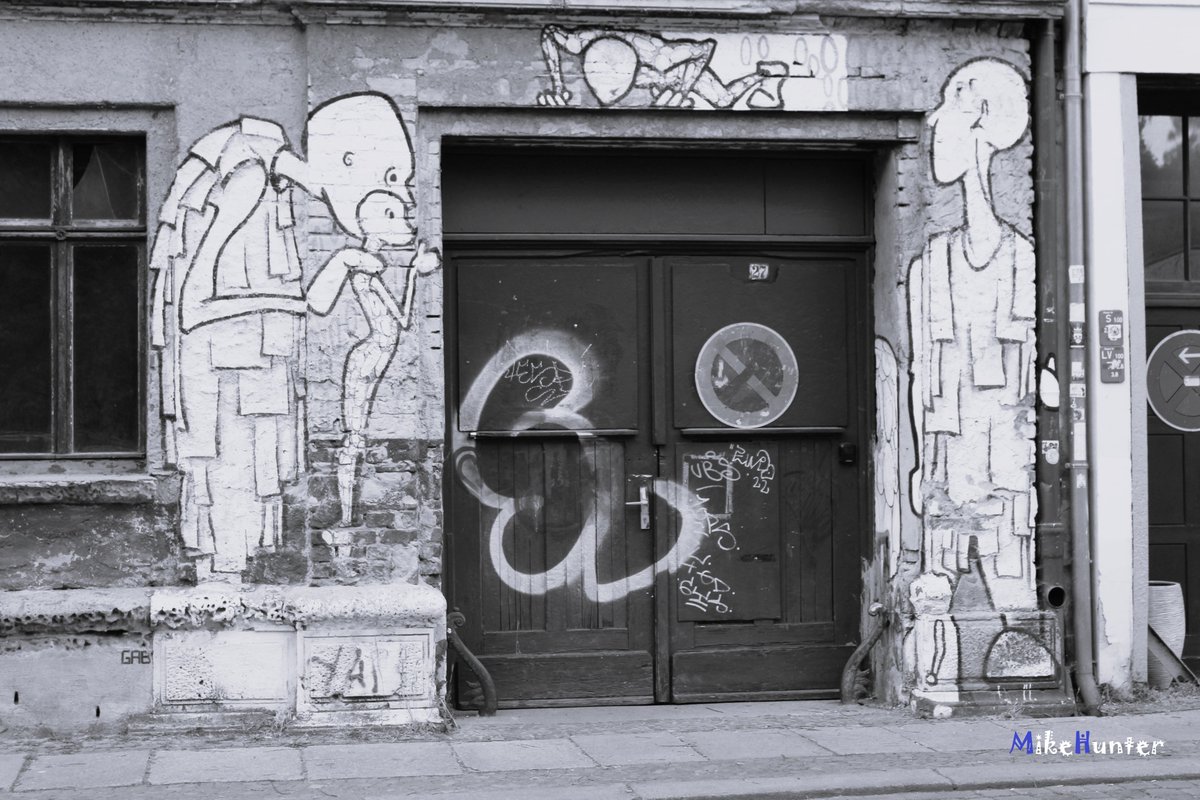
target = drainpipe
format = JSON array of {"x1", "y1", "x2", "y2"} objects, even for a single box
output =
[{"x1": 1065, "y1": 0, "x2": 1103, "y2": 716}]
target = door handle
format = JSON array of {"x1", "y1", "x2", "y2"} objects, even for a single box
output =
[{"x1": 625, "y1": 484, "x2": 651, "y2": 530}]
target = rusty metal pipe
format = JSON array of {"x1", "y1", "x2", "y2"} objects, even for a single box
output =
[{"x1": 840, "y1": 602, "x2": 888, "y2": 704}]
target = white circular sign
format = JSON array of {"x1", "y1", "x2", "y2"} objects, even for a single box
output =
[
  {"x1": 1147, "y1": 329, "x2": 1200, "y2": 432},
  {"x1": 694, "y1": 322, "x2": 799, "y2": 428}
]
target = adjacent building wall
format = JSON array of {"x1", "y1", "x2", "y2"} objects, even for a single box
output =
[{"x1": 1079, "y1": 0, "x2": 1200, "y2": 689}]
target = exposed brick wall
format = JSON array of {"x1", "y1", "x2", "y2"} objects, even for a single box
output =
[{"x1": 307, "y1": 439, "x2": 443, "y2": 587}]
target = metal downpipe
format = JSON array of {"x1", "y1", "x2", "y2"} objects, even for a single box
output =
[{"x1": 1064, "y1": 0, "x2": 1103, "y2": 716}]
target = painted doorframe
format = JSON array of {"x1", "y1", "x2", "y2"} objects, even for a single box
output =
[
  {"x1": 442, "y1": 238, "x2": 874, "y2": 704},
  {"x1": 1084, "y1": 72, "x2": 1150, "y2": 687},
  {"x1": 419, "y1": 108, "x2": 915, "y2": 703}
]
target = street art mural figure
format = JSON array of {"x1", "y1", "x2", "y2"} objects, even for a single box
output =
[
  {"x1": 908, "y1": 58, "x2": 1038, "y2": 613},
  {"x1": 536, "y1": 26, "x2": 849, "y2": 111},
  {"x1": 537, "y1": 25, "x2": 786, "y2": 109},
  {"x1": 906, "y1": 59, "x2": 1057, "y2": 695},
  {"x1": 874, "y1": 338, "x2": 901, "y2": 579},
  {"x1": 150, "y1": 92, "x2": 438, "y2": 574}
]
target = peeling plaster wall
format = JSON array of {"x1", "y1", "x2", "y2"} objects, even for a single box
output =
[
  {"x1": 0, "y1": 19, "x2": 308, "y2": 588},
  {"x1": 0, "y1": 7, "x2": 1060, "y2": 718}
]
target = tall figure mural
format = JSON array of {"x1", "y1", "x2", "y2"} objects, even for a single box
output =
[
  {"x1": 907, "y1": 59, "x2": 1054, "y2": 695},
  {"x1": 150, "y1": 93, "x2": 438, "y2": 574}
]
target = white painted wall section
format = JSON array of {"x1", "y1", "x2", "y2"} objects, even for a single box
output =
[
  {"x1": 1086, "y1": 2, "x2": 1200, "y2": 74},
  {"x1": 1084, "y1": 71, "x2": 1136, "y2": 690}
]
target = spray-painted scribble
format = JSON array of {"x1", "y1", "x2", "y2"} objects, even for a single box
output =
[
  {"x1": 501, "y1": 356, "x2": 574, "y2": 407},
  {"x1": 907, "y1": 58, "x2": 1038, "y2": 614},
  {"x1": 691, "y1": 482, "x2": 739, "y2": 553},
  {"x1": 676, "y1": 442, "x2": 781, "y2": 615},
  {"x1": 686, "y1": 446, "x2": 775, "y2": 495},
  {"x1": 679, "y1": 553, "x2": 734, "y2": 615},
  {"x1": 455, "y1": 329, "x2": 704, "y2": 603},
  {"x1": 874, "y1": 338, "x2": 901, "y2": 577},
  {"x1": 150, "y1": 92, "x2": 438, "y2": 572},
  {"x1": 537, "y1": 26, "x2": 847, "y2": 111}
]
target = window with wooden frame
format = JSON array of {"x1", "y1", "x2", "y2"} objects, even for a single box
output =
[
  {"x1": 1139, "y1": 83, "x2": 1200, "y2": 296},
  {"x1": 0, "y1": 136, "x2": 145, "y2": 456}
]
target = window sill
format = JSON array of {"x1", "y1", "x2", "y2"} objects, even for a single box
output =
[{"x1": 0, "y1": 474, "x2": 157, "y2": 505}]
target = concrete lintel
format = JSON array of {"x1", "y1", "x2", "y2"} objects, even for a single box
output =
[
  {"x1": 150, "y1": 583, "x2": 446, "y2": 631},
  {"x1": 1, "y1": 1, "x2": 1064, "y2": 26}
]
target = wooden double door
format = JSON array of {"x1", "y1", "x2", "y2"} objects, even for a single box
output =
[{"x1": 447, "y1": 251, "x2": 866, "y2": 706}]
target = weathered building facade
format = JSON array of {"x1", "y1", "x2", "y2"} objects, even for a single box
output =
[{"x1": 0, "y1": 0, "x2": 1076, "y2": 730}]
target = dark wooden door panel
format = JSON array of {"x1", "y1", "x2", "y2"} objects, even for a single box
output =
[
  {"x1": 669, "y1": 256, "x2": 850, "y2": 430},
  {"x1": 671, "y1": 644, "x2": 853, "y2": 701},
  {"x1": 481, "y1": 651, "x2": 655, "y2": 706},
  {"x1": 676, "y1": 442, "x2": 783, "y2": 622},
  {"x1": 456, "y1": 259, "x2": 640, "y2": 432},
  {"x1": 663, "y1": 256, "x2": 863, "y2": 701}
]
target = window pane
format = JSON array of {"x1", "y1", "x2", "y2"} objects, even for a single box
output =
[
  {"x1": 0, "y1": 244, "x2": 53, "y2": 453},
  {"x1": 1140, "y1": 115, "x2": 1184, "y2": 197},
  {"x1": 73, "y1": 245, "x2": 139, "y2": 452},
  {"x1": 1144, "y1": 200, "x2": 1186, "y2": 281},
  {"x1": 72, "y1": 141, "x2": 141, "y2": 221},
  {"x1": 1191, "y1": 117, "x2": 1200, "y2": 197},
  {"x1": 1192, "y1": 204, "x2": 1200, "y2": 281},
  {"x1": 0, "y1": 141, "x2": 53, "y2": 219}
]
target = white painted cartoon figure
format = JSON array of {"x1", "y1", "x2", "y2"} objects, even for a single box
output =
[
  {"x1": 150, "y1": 92, "x2": 439, "y2": 574},
  {"x1": 537, "y1": 25, "x2": 788, "y2": 109},
  {"x1": 908, "y1": 59, "x2": 1038, "y2": 612}
]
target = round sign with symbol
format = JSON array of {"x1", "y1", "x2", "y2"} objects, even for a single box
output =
[
  {"x1": 694, "y1": 322, "x2": 799, "y2": 428},
  {"x1": 1147, "y1": 330, "x2": 1200, "y2": 432}
]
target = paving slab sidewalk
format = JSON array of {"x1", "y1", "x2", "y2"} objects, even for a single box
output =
[{"x1": 1, "y1": 702, "x2": 1199, "y2": 798}]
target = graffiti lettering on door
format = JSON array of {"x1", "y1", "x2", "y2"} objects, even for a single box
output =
[{"x1": 455, "y1": 328, "x2": 707, "y2": 604}]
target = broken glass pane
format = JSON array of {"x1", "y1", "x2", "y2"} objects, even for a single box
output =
[
  {"x1": 0, "y1": 244, "x2": 53, "y2": 453},
  {"x1": 1140, "y1": 115, "x2": 1184, "y2": 197},
  {"x1": 72, "y1": 141, "x2": 141, "y2": 221},
  {"x1": 1190, "y1": 117, "x2": 1200, "y2": 198}
]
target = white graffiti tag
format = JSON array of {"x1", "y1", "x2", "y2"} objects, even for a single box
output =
[
  {"x1": 678, "y1": 553, "x2": 734, "y2": 614},
  {"x1": 455, "y1": 329, "x2": 705, "y2": 602}
]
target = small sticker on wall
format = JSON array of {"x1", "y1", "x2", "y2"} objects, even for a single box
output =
[
  {"x1": 1069, "y1": 264, "x2": 1085, "y2": 284},
  {"x1": 1041, "y1": 440, "x2": 1060, "y2": 465}
]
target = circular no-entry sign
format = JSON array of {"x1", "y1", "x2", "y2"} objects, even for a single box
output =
[
  {"x1": 1147, "y1": 330, "x2": 1200, "y2": 432},
  {"x1": 695, "y1": 322, "x2": 799, "y2": 429}
]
